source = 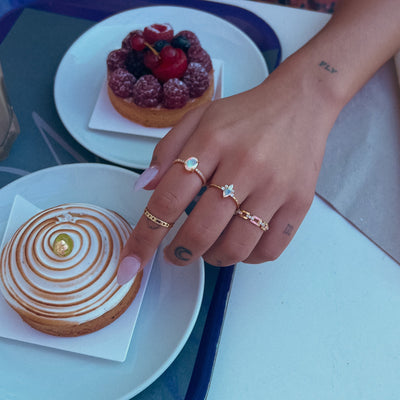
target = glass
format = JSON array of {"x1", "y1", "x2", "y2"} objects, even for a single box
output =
[{"x1": 0, "y1": 61, "x2": 19, "y2": 160}]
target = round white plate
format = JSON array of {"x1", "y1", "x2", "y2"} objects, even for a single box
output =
[
  {"x1": 54, "y1": 6, "x2": 268, "y2": 170},
  {"x1": 0, "y1": 163, "x2": 204, "y2": 400}
]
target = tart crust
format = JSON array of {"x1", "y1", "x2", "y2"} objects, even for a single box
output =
[
  {"x1": 16, "y1": 271, "x2": 143, "y2": 337},
  {"x1": 108, "y1": 72, "x2": 214, "y2": 128}
]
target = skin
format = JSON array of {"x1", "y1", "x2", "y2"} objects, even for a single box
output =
[{"x1": 119, "y1": 0, "x2": 400, "y2": 275}]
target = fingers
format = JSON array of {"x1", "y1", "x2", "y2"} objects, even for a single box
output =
[
  {"x1": 202, "y1": 203, "x2": 273, "y2": 266},
  {"x1": 162, "y1": 184, "x2": 244, "y2": 266},
  {"x1": 243, "y1": 195, "x2": 313, "y2": 264},
  {"x1": 118, "y1": 127, "x2": 219, "y2": 284},
  {"x1": 118, "y1": 165, "x2": 206, "y2": 284},
  {"x1": 162, "y1": 160, "x2": 281, "y2": 266}
]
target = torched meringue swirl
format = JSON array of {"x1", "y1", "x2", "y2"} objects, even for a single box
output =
[{"x1": 0, "y1": 203, "x2": 136, "y2": 324}]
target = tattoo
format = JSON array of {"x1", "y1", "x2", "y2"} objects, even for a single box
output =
[
  {"x1": 283, "y1": 224, "x2": 294, "y2": 236},
  {"x1": 174, "y1": 246, "x2": 192, "y2": 261},
  {"x1": 146, "y1": 219, "x2": 161, "y2": 230},
  {"x1": 319, "y1": 61, "x2": 338, "y2": 74}
]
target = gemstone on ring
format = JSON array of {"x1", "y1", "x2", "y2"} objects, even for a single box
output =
[
  {"x1": 173, "y1": 157, "x2": 206, "y2": 185},
  {"x1": 208, "y1": 183, "x2": 240, "y2": 209},
  {"x1": 184, "y1": 156, "x2": 199, "y2": 172},
  {"x1": 222, "y1": 184, "x2": 235, "y2": 198}
]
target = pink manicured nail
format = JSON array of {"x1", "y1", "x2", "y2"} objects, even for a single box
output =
[
  {"x1": 134, "y1": 166, "x2": 159, "y2": 191},
  {"x1": 117, "y1": 255, "x2": 141, "y2": 285}
]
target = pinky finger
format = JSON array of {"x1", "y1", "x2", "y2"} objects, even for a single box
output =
[{"x1": 243, "y1": 200, "x2": 311, "y2": 264}]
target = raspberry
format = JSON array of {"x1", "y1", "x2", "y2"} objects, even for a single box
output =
[
  {"x1": 175, "y1": 30, "x2": 200, "y2": 47},
  {"x1": 107, "y1": 49, "x2": 128, "y2": 71},
  {"x1": 125, "y1": 51, "x2": 151, "y2": 78},
  {"x1": 162, "y1": 78, "x2": 189, "y2": 109},
  {"x1": 132, "y1": 75, "x2": 162, "y2": 107},
  {"x1": 183, "y1": 62, "x2": 209, "y2": 98},
  {"x1": 122, "y1": 30, "x2": 143, "y2": 49},
  {"x1": 188, "y1": 45, "x2": 212, "y2": 72},
  {"x1": 108, "y1": 68, "x2": 136, "y2": 98}
]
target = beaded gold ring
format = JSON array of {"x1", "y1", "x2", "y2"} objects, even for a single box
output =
[{"x1": 144, "y1": 208, "x2": 174, "y2": 228}]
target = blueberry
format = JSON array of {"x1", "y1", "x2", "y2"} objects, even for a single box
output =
[
  {"x1": 153, "y1": 40, "x2": 170, "y2": 52},
  {"x1": 171, "y1": 36, "x2": 191, "y2": 53}
]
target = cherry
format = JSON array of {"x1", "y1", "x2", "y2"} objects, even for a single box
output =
[
  {"x1": 143, "y1": 23, "x2": 174, "y2": 44},
  {"x1": 144, "y1": 51, "x2": 160, "y2": 69},
  {"x1": 130, "y1": 32, "x2": 146, "y2": 51},
  {"x1": 160, "y1": 46, "x2": 178, "y2": 62},
  {"x1": 152, "y1": 46, "x2": 188, "y2": 82}
]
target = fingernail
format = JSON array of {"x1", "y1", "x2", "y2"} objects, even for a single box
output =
[
  {"x1": 117, "y1": 255, "x2": 141, "y2": 285},
  {"x1": 134, "y1": 166, "x2": 159, "y2": 191}
]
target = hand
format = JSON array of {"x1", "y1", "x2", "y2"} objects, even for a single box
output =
[{"x1": 116, "y1": 58, "x2": 340, "y2": 284}]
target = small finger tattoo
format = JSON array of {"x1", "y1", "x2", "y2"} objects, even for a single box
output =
[
  {"x1": 174, "y1": 246, "x2": 192, "y2": 261},
  {"x1": 283, "y1": 224, "x2": 294, "y2": 236},
  {"x1": 146, "y1": 220, "x2": 161, "y2": 230}
]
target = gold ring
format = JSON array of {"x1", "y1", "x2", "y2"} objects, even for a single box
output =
[
  {"x1": 173, "y1": 157, "x2": 206, "y2": 185},
  {"x1": 235, "y1": 208, "x2": 269, "y2": 232},
  {"x1": 208, "y1": 183, "x2": 240, "y2": 209},
  {"x1": 144, "y1": 208, "x2": 174, "y2": 228}
]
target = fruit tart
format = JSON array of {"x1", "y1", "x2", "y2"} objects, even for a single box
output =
[{"x1": 106, "y1": 23, "x2": 214, "y2": 128}]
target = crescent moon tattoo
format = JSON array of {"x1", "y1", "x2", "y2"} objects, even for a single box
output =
[{"x1": 174, "y1": 246, "x2": 192, "y2": 261}]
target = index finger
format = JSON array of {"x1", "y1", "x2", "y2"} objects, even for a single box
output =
[{"x1": 117, "y1": 158, "x2": 212, "y2": 285}]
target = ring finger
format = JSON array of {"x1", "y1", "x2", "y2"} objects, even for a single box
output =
[{"x1": 202, "y1": 194, "x2": 278, "y2": 266}]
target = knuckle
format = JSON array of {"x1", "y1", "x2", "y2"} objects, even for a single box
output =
[
  {"x1": 129, "y1": 228, "x2": 158, "y2": 253},
  {"x1": 252, "y1": 245, "x2": 284, "y2": 263},
  {"x1": 291, "y1": 189, "x2": 314, "y2": 214},
  {"x1": 267, "y1": 171, "x2": 290, "y2": 192},
  {"x1": 221, "y1": 240, "x2": 251, "y2": 265},
  {"x1": 206, "y1": 239, "x2": 252, "y2": 267},
  {"x1": 181, "y1": 218, "x2": 216, "y2": 249},
  {"x1": 149, "y1": 189, "x2": 181, "y2": 217}
]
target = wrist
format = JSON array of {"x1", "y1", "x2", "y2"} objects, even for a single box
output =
[{"x1": 259, "y1": 50, "x2": 345, "y2": 142}]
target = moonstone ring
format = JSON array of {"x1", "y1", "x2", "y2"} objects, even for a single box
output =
[
  {"x1": 173, "y1": 156, "x2": 206, "y2": 185},
  {"x1": 208, "y1": 183, "x2": 240, "y2": 209}
]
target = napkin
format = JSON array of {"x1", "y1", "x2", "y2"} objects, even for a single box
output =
[{"x1": 316, "y1": 58, "x2": 400, "y2": 264}]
